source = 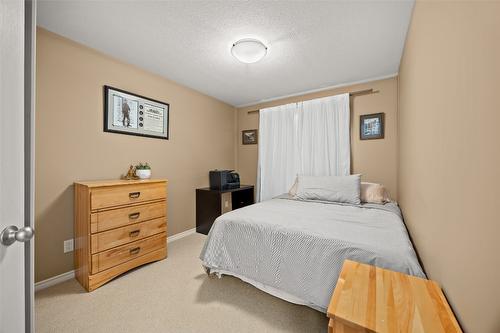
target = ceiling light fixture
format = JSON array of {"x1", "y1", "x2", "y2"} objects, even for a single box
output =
[{"x1": 231, "y1": 38, "x2": 268, "y2": 64}]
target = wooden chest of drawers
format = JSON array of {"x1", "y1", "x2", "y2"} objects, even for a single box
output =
[{"x1": 74, "y1": 179, "x2": 167, "y2": 291}]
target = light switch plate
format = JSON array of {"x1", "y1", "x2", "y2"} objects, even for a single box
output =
[{"x1": 64, "y1": 239, "x2": 74, "y2": 253}]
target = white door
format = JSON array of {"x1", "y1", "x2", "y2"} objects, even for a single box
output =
[{"x1": 0, "y1": 0, "x2": 35, "y2": 332}]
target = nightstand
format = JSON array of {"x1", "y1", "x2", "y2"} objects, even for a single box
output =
[
  {"x1": 195, "y1": 185, "x2": 254, "y2": 235},
  {"x1": 327, "y1": 260, "x2": 462, "y2": 333}
]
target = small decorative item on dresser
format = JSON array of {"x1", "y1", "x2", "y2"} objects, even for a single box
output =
[
  {"x1": 360, "y1": 112, "x2": 384, "y2": 140},
  {"x1": 135, "y1": 163, "x2": 152, "y2": 179},
  {"x1": 242, "y1": 129, "x2": 258, "y2": 145},
  {"x1": 121, "y1": 165, "x2": 139, "y2": 180}
]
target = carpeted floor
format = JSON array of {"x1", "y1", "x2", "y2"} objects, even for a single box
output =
[{"x1": 35, "y1": 233, "x2": 328, "y2": 333}]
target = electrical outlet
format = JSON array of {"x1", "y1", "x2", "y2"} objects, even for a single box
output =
[{"x1": 64, "y1": 239, "x2": 74, "y2": 253}]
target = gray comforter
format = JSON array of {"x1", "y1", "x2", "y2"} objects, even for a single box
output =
[{"x1": 199, "y1": 197, "x2": 425, "y2": 312}]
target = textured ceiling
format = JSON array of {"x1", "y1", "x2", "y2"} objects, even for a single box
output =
[{"x1": 38, "y1": 1, "x2": 414, "y2": 107}]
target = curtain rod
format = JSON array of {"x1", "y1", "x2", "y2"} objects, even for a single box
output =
[{"x1": 246, "y1": 88, "x2": 379, "y2": 114}]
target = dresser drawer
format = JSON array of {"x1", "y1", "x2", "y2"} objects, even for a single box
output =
[
  {"x1": 91, "y1": 217, "x2": 166, "y2": 253},
  {"x1": 90, "y1": 201, "x2": 166, "y2": 233},
  {"x1": 91, "y1": 183, "x2": 166, "y2": 210},
  {"x1": 91, "y1": 233, "x2": 166, "y2": 274}
]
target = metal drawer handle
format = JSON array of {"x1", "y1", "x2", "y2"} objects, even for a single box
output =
[
  {"x1": 129, "y1": 192, "x2": 141, "y2": 199},
  {"x1": 129, "y1": 247, "x2": 140, "y2": 255},
  {"x1": 129, "y1": 212, "x2": 140, "y2": 219},
  {"x1": 129, "y1": 230, "x2": 140, "y2": 237}
]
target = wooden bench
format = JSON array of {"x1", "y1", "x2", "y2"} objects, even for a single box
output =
[{"x1": 327, "y1": 260, "x2": 462, "y2": 333}]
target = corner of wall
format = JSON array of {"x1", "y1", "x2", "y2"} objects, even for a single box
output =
[
  {"x1": 395, "y1": 74, "x2": 401, "y2": 200},
  {"x1": 234, "y1": 106, "x2": 239, "y2": 170}
]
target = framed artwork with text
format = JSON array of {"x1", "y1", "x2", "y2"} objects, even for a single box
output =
[{"x1": 104, "y1": 85, "x2": 169, "y2": 140}]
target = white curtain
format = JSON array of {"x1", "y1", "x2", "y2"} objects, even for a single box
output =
[{"x1": 257, "y1": 93, "x2": 350, "y2": 202}]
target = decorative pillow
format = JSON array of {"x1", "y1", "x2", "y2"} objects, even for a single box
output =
[
  {"x1": 360, "y1": 182, "x2": 391, "y2": 204},
  {"x1": 295, "y1": 174, "x2": 361, "y2": 204},
  {"x1": 288, "y1": 176, "x2": 298, "y2": 196}
]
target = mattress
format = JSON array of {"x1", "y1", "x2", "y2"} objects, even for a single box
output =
[{"x1": 199, "y1": 197, "x2": 425, "y2": 312}]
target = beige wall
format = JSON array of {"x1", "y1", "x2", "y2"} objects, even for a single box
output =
[
  {"x1": 237, "y1": 77, "x2": 399, "y2": 198},
  {"x1": 35, "y1": 28, "x2": 236, "y2": 282},
  {"x1": 398, "y1": 2, "x2": 500, "y2": 332}
]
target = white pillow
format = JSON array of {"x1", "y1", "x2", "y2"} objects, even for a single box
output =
[{"x1": 295, "y1": 175, "x2": 361, "y2": 204}]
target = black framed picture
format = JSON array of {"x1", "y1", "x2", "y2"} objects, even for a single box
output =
[
  {"x1": 104, "y1": 85, "x2": 169, "y2": 140},
  {"x1": 242, "y1": 129, "x2": 258, "y2": 145},
  {"x1": 360, "y1": 113, "x2": 384, "y2": 140}
]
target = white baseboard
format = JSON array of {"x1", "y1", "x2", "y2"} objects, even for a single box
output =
[
  {"x1": 35, "y1": 270, "x2": 75, "y2": 292},
  {"x1": 35, "y1": 227, "x2": 198, "y2": 292},
  {"x1": 167, "y1": 227, "x2": 196, "y2": 243}
]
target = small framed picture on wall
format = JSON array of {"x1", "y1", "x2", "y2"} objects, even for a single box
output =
[
  {"x1": 360, "y1": 113, "x2": 384, "y2": 140},
  {"x1": 242, "y1": 129, "x2": 258, "y2": 145}
]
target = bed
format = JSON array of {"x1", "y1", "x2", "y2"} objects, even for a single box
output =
[{"x1": 199, "y1": 195, "x2": 425, "y2": 312}]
